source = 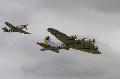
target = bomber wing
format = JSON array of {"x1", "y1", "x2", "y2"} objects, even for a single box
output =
[
  {"x1": 37, "y1": 42, "x2": 59, "y2": 53},
  {"x1": 51, "y1": 49, "x2": 59, "y2": 53},
  {"x1": 47, "y1": 28, "x2": 76, "y2": 46}
]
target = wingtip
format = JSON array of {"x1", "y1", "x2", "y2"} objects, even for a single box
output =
[{"x1": 5, "y1": 22, "x2": 8, "y2": 24}]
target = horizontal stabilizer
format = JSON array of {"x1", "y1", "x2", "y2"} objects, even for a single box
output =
[
  {"x1": 37, "y1": 42, "x2": 50, "y2": 48},
  {"x1": 2, "y1": 27, "x2": 9, "y2": 32}
]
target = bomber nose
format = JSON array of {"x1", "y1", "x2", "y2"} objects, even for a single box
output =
[
  {"x1": 47, "y1": 28, "x2": 53, "y2": 31},
  {"x1": 47, "y1": 28, "x2": 50, "y2": 31}
]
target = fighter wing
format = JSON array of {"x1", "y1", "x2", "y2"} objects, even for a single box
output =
[
  {"x1": 47, "y1": 28, "x2": 76, "y2": 45},
  {"x1": 5, "y1": 22, "x2": 16, "y2": 29},
  {"x1": 19, "y1": 29, "x2": 31, "y2": 34}
]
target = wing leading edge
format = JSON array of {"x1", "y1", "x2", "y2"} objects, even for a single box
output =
[
  {"x1": 47, "y1": 28, "x2": 76, "y2": 46},
  {"x1": 5, "y1": 22, "x2": 16, "y2": 29}
]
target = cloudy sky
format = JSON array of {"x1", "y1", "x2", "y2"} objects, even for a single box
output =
[{"x1": 0, "y1": 0, "x2": 120, "y2": 79}]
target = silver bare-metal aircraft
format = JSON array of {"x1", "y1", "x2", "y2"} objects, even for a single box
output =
[
  {"x1": 37, "y1": 28, "x2": 101, "y2": 54},
  {"x1": 2, "y1": 22, "x2": 31, "y2": 34}
]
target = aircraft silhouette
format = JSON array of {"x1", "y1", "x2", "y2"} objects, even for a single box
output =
[
  {"x1": 37, "y1": 28, "x2": 101, "y2": 54},
  {"x1": 2, "y1": 22, "x2": 31, "y2": 34}
]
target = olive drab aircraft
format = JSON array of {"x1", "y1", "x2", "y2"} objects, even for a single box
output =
[
  {"x1": 37, "y1": 36, "x2": 69, "y2": 53},
  {"x1": 37, "y1": 28, "x2": 101, "y2": 54},
  {"x1": 2, "y1": 22, "x2": 31, "y2": 34}
]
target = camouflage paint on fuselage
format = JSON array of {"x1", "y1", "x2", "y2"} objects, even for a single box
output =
[
  {"x1": 47, "y1": 28, "x2": 101, "y2": 54},
  {"x1": 2, "y1": 22, "x2": 31, "y2": 34}
]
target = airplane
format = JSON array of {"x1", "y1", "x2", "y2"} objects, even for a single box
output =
[
  {"x1": 36, "y1": 36, "x2": 69, "y2": 53},
  {"x1": 45, "y1": 28, "x2": 101, "y2": 54},
  {"x1": 2, "y1": 22, "x2": 31, "y2": 34}
]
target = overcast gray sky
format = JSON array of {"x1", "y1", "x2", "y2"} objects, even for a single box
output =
[{"x1": 0, "y1": 0, "x2": 120, "y2": 79}]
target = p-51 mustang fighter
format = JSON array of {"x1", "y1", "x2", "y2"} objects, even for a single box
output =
[
  {"x1": 37, "y1": 28, "x2": 101, "y2": 54},
  {"x1": 2, "y1": 22, "x2": 31, "y2": 34}
]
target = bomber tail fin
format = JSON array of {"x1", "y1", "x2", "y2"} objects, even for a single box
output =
[
  {"x1": 44, "y1": 36, "x2": 47, "y2": 44},
  {"x1": 38, "y1": 38, "x2": 40, "y2": 43}
]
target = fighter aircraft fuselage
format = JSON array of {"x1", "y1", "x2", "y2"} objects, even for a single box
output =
[{"x1": 2, "y1": 22, "x2": 31, "y2": 34}]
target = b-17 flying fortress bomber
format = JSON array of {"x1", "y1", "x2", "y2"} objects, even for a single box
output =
[
  {"x1": 2, "y1": 22, "x2": 31, "y2": 34},
  {"x1": 37, "y1": 28, "x2": 101, "y2": 54}
]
